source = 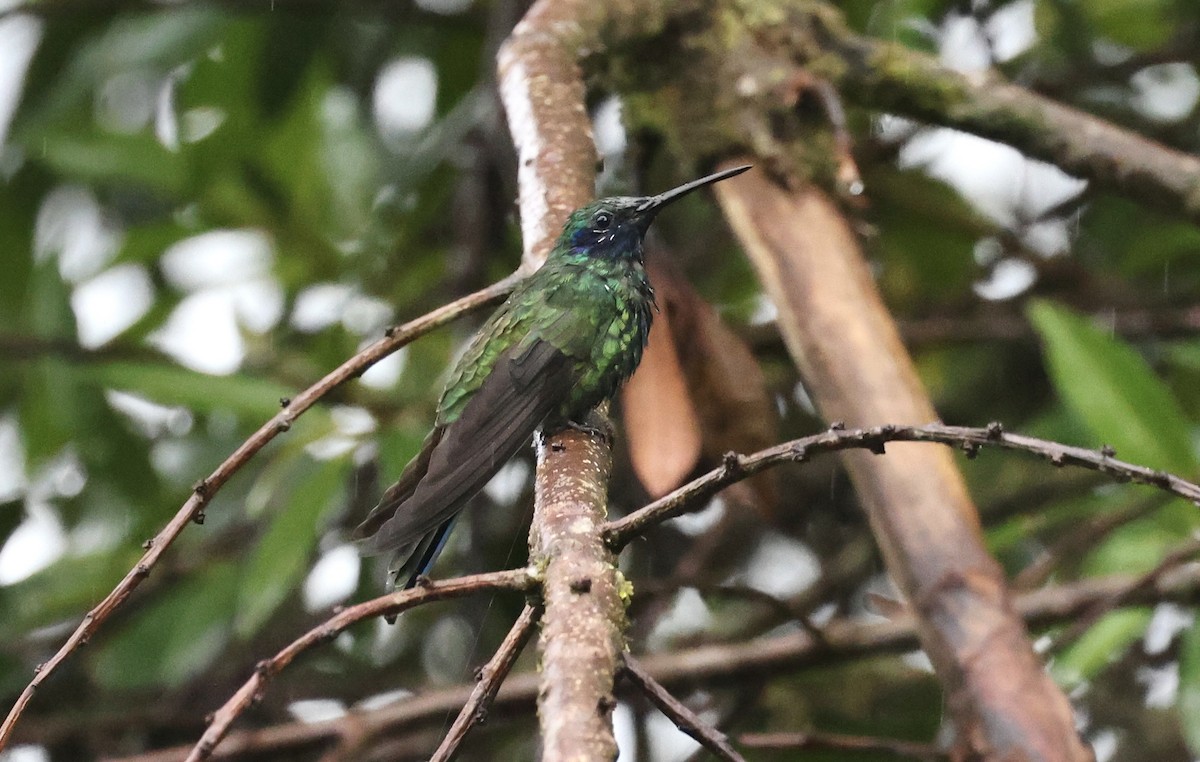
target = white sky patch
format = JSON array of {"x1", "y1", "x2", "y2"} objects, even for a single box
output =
[
  {"x1": 161, "y1": 229, "x2": 273, "y2": 289},
  {"x1": 373, "y1": 57, "x2": 437, "y2": 141},
  {"x1": 939, "y1": 13, "x2": 992, "y2": 73},
  {"x1": 292, "y1": 283, "x2": 354, "y2": 332},
  {"x1": 665, "y1": 496, "x2": 725, "y2": 536},
  {"x1": 150, "y1": 290, "x2": 245, "y2": 375},
  {"x1": 1144, "y1": 603, "x2": 1193, "y2": 655},
  {"x1": 613, "y1": 702, "x2": 637, "y2": 762},
  {"x1": 741, "y1": 533, "x2": 820, "y2": 599},
  {"x1": 359, "y1": 347, "x2": 406, "y2": 389},
  {"x1": 35, "y1": 186, "x2": 121, "y2": 282},
  {"x1": 0, "y1": 415, "x2": 27, "y2": 502},
  {"x1": 482, "y1": 459, "x2": 530, "y2": 506},
  {"x1": 0, "y1": 14, "x2": 42, "y2": 148},
  {"x1": 647, "y1": 587, "x2": 713, "y2": 651},
  {"x1": 152, "y1": 230, "x2": 283, "y2": 371},
  {"x1": 974, "y1": 258, "x2": 1037, "y2": 301},
  {"x1": 286, "y1": 699, "x2": 346, "y2": 724},
  {"x1": 900, "y1": 129, "x2": 1086, "y2": 226},
  {"x1": 646, "y1": 707, "x2": 701, "y2": 762},
  {"x1": 1130, "y1": 63, "x2": 1200, "y2": 123},
  {"x1": 0, "y1": 745, "x2": 50, "y2": 762},
  {"x1": 0, "y1": 502, "x2": 66, "y2": 585},
  {"x1": 95, "y1": 70, "x2": 158, "y2": 134},
  {"x1": 71, "y1": 264, "x2": 154, "y2": 347},
  {"x1": 105, "y1": 390, "x2": 191, "y2": 438},
  {"x1": 986, "y1": 0, "x2": 1037, "y2": 62},
  {"x1": 303, "y1": 544, "x2": 360, "y2": 611}
]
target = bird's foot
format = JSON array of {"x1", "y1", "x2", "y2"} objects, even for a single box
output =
[{"x1": 565, "y1": 410, "x2": 614, "y2": 444}]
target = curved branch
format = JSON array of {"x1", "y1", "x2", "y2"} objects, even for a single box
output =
[
  {"x1": 184, "y1": 569, "x2": 535, "y2": 762},
  {"x1": 106, "y1": 561, "x2": 1200, "y2": 762},
  {"x1": 429, "y1": 603, "x2": 542, "y2": 762},
  {"x1": 0, "y1": 275, "x2": 518, "y2": 752},
  {"x1": 605, "y1": 422, "x2": 1200, "y2": 546},
  {"x1": 812, "y1": 14, "x2": 1200, "y2": 224}
]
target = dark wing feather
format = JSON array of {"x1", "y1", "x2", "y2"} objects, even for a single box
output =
[{"x1": 354, "y1": 339, "x2": 575, "y2": 559}]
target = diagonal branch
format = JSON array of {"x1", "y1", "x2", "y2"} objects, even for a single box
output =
[
  {"x1": 182, "y1": 571, "x2": 535, "y2": 762},
  {"x1": 605, "y1": 422, "x2": 1200, "y2": 547},
  {"x1": 0, "y1": 274, "x2": 520, "y2": 753},
  {"x1": 621, "y1": 654, "x2": 746, "y2": 762},
  {"x1": 816, "y1": 16, "x2": 1200, "y2": 225},
  {"x1": 429, "y1": 603, "x2": 543, "y2": 762},
  {"x1": 102, "y1": 561, "x2": 1200, "y2": 762}
]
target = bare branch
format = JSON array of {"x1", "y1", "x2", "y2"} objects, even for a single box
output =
[
  {"x1": 605, "y1": 423, "x2": 1200, "y2": 547},
  {"x1": 739, "y1": 730, "x2": 946, "y2": 759},
  {"x1": 621, "y1": 654, "x2": 745, "y2": 762},
  {"x1": 0, "y1": 275, "x2": 519, "y2": 753},
  {"x1": 817, "y1": 16, "x2": 1200, "y2": 224},
  {"x1": 429, "y1": 603, "x2": 542, "y2": 762},
  {"x1": 498, "y1": 2, "x2": 628, "y2": 760},
  {"x1": 183, "y1": 569, "x2": 534, "y2": 762},
  {"x1": 104, "y1": 562, "x2": 1200, "y2": 762}
]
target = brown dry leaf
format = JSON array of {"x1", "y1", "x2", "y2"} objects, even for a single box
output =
[
  {"x1": 622, "y1": 257, "x2": 779, "y2": 514},
  {"x1": 621, "y1": 287, "x2": 704, "y2": 498}
]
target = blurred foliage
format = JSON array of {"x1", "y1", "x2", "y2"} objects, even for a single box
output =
[{"x1": 0, "y1": 0, "x2": 1199, "y2": 760}]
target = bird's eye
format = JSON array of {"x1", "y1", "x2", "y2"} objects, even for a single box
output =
[{"x1": 592, "y1": 211, "x2": 613, "y2": 231}]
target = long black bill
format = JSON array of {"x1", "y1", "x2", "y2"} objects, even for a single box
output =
[{"x1": 636, "y1": 164, "x2": 752, "y2": 217}]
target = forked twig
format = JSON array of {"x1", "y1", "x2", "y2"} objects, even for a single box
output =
[
  {"x1": 184, "y1": 570, "x2": 534, "y2": 762},
  {"x1": 0, "y1": 275, "x2": 520, "y2": 752}
]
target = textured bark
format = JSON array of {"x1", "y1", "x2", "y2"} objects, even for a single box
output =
[
  {"x1": 715, "y1": 169, "x2": 1090, "y2": 761},
  {"x1": 498, "y1": 3, "x2": 625, "y2": 759}
]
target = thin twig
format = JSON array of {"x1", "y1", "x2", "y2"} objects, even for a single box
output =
[
  {"x1": 429, "y1": 603, "x2": 543, "y2": 762},
  {"x1": 102, "y1": 563, "x2": 1200, "y2": 762},
  {"x1": 0, "y1": 275, "x2": 520, "y2": 753},
  {"x1": 740, "y1": 730, "x2": 946, "y2": 759},
  {"x1": 1048, "y1": 536, "x2": 1200, "y2": 654},
  {"x1": 183, "y1": 569, "x2": 534, "y2": 762},
  {"x1": 622, "y1": 654, "x2": 746, "y2": 762},
  {"x1": 604, "y1": 423, "x2": 1200, "y2": 549}
]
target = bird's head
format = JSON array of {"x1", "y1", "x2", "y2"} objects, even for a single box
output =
[{"x1": 558, "y1": 164, "x2": 751, "y2": 262}]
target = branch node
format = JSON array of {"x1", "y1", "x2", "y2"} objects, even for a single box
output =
[
  {"x1": 597, "y1": 694, "x2": 616, "y2": 715},
  {"x1": 1100, "y1": 444, "x2": 1116, "y2": 458},
  {"x1": 986, "y1": 421, "x2": 1004, "y2": 439},
  {"x1": 276, "y1": 419, "x2": 292, "y2": 433},
  {"x1": 192, "y1": 511, "x2": 206, "y2": 526},
  {"x1": 569, "y1": 577, "x2": 593, "y2": 594},
  {"x1": 192, "y1": 479, "x2": 209, "y2": 498},
  {"x1": 141, "y1": 538, "x2": 154, "y2": 550},
  {"x1": 278, "y1": 396, "x2": 291, "y2": 408},
  {"x1": 960, "y1": 440, "x2": 980, "y2": 459},
  {"x1": 384, "y1": 326, "x2": 397, "y2": 338},
  {"x1": 828, "y1": 420, "x2": 846, "y2": 431}
]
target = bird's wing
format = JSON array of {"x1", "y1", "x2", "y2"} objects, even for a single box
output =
[{"x1": 353, "y1": 338, "x2": 575, "y2": 557}]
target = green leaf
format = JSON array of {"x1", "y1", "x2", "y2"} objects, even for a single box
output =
[
  {"x1": 1078, "y1": 0, "x2": 1175, "y2": 51},
  {"x1": 91, "y1": 560, "x2": 239, "y2": 690},
  {"x1": 1052, "y1": 609, "x2": 1149, "y2": 685},
  {"x1": 86, "y1": 361, "x2": 300, "y2": 420},
  {"x1": 1028, "y1": 300, "x2": 1198, "y2": 476},
  {"x1": 235, "y1": 455, "x2": 347, "y2": 637},
  {"x1": 1180, "y1": 621, "x2": 1200, "y2": 755},
  {"x1": 33, "y1": 130, "x2": 188, "y2": 194}
]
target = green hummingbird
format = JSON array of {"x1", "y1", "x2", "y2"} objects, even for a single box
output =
[{"x1": 353, "y1": 164, "x2": 752, "y2": 591}]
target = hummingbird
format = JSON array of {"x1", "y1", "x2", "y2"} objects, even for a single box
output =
[{"x1": 353, "y1": 164, "x2": 752, "y2": 591}]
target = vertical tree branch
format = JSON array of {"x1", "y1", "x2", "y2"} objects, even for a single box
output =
[
  {"x1": 498, "y1": 2, "x2": 626, "y2": 759},
  {"x1": 714, "y1": 170, "x2": 1090, "y2": 761}
]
